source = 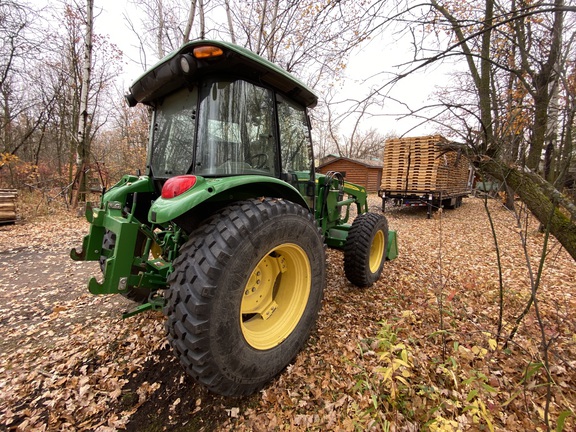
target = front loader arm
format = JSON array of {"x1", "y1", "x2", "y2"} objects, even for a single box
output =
[
  {"x1": 315, "y1": 172, "x2": 370, "y2": 248},
  {"x1": 342, "y1": 180, "x2": 369, "y2": 214}
]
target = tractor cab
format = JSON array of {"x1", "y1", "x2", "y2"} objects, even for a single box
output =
[{"x1": 127, "y1": 41, "x2": 317, "y2": 209}]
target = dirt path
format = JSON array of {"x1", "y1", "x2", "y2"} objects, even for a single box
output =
[{"x1": 0, "y1": 217, "x2": 272, "y2": 431}]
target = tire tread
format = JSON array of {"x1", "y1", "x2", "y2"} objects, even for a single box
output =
[{"x1": 164, "y1": 198, "x2": 325, "y2": 396}]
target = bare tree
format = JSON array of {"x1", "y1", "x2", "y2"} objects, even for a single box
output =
[
  {"x1": 221, "y1": 0, "x2": 381, "y2": 90},
  {"x1": 320, "y1": 92, "x2": 388, "y2": 160},
  {"x1": 368, "y1": 0, "x2": 576, "y2": 259},
  {"x1": 0, "y1": 1, "x2": 46, "y2": 165},
  {"x1": 71, "y1": 0, "x2": 94, "y2": 206},
  {"x1": 92, "y1": 87, "x2": 149, "y2": 185},
  {"x1": 182, "y1": 0, "x2": 198, "y2": 43},
  {"x1": 130, "y1": 0, "x2": 382, "y2": 93},
  {"x1": 127, "y1": 0, "x2": 210, "y2": 63},
  {"x1": 0, "y1": 0, "x2": 122, "y2": 202}
]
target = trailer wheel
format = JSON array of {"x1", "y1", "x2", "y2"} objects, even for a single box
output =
[
  {"x1": 99, "y1": 230, "x2": 152, "y2": 303},
  {"x1": 164, "y1": 198, "x2": 325, "y2": 396},
  {"x1": 344, "y1": 212, "x2": 388, "y2": 287}
]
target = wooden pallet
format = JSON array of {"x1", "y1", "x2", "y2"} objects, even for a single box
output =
[
  {"x1": 381, "y1": 136, "x2": 470, "y2": 194},
  {"x1": 0, "y1": 189, "x2": 18, "y2": 224}
]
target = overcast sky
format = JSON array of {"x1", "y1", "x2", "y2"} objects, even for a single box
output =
[{"x1": 34, "y1": 0, "x2": 452, "y2": 137}]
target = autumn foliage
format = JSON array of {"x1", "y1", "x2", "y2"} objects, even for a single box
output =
[{"x1": 1, "y1": 196, "x2": 574, "y2": 431}]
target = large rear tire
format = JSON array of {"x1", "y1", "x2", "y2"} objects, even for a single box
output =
[
  {"x1": 164, "y1": 198, "x2": 326, "y2": 396},
  {"x1": 344, "y1": 212, "x2": 389, "y2": 287}
]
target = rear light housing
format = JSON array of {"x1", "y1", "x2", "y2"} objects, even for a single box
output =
[
  {"x1": 193, "y1": 45, "x2": 224, "y2": 59},
  {"x1": 161, "y1": 175, "x2": 197, "y2": 199}
]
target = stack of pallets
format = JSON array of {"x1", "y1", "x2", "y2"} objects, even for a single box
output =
[
  {"x1": 381, "y1": 135, "x2": 469, "y2": 194},
  {"x1": 436, "y1": 149, "x2": 470, "y2": 194},
  {"x1": 381, "y1": 138, "x2": 412, "y2": 191},
  {"x1": 0, "y1": 189, "x2": 18, "y2": 224}
]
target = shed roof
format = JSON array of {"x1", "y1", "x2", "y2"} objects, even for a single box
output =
[{"x1": 317, "y1": 156, "x2": 382, "y2": 170}]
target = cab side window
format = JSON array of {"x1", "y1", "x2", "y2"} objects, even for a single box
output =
[{"x1": 277, "y1": 95, "x2": 313, "y2": 174}]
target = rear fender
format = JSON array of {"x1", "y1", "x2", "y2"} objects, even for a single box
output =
[
  {"x1": 149, "y1": 175, "x2": 309, "y2": 224},
  {"x1": 102, "y1": 175, "x2": 155, "y2": 206}
]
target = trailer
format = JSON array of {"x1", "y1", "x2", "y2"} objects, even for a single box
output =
[{"x1": 379, "y1": 135, "x2": 472, "y2": 218}]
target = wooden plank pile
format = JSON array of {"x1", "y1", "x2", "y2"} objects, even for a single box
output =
[
  {"x1": 0, "y1": 189, "x2": 18, "y2": 224},
  {"x1": 381, "y1": 135, "x2": 470, "y2": 194}
]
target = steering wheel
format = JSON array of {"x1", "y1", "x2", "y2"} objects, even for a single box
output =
[{"x1": 249, "y1": 153, "x2": 268, "y2": 169}]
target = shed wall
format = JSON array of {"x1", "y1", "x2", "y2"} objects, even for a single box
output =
[{"x1": 318, "y1": 160, "x2": 382, "y2": 192}]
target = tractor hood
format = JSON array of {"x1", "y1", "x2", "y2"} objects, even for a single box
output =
[{"x1": 126, "y1": 40, "x2": 318, "y2": 109}]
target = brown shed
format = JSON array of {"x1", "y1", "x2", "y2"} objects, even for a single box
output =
[{"x1": 317, "y1": 157, "x2": 382, "y2": 193}]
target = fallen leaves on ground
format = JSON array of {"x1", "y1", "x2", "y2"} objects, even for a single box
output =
[{"x1": 0, "y1": 196, "x2": 574, "y2": 431}]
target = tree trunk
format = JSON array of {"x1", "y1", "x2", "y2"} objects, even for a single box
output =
[
  {"x1": 430, "y1": 0, "x2": 494, "y2": 154},
  {"x1": 526, "y1": 79, "x2": 550, "y2": 170},
  {"x1": 266, "y1": 0, "x2": 280, "y2": 61},
  {"x1": 182, "y1": 0, "x2": 197, "y2": 44},
  {"x1": 224, "y1": 0, "x2": 235, "y2": 44},
  {"x1": 255, "y1": 0, "x2": 268, "y2": 55},
  {"x1": 72, "y1": 0, "x2": 93, "y2": 208},
  {"x1": 2, "y1": 86, "x2": 12, "y2": 156},
  {"x1": 198, "y1": 0, "x2": 205, "y2": 39},
  {"x1": 479, "y1": 0, "x2": 494, "y2": 154},
  {"x1": 558, "y1": 105, "x2": 574, "y2": 186},
  {"x1": 525, "y1": 0, "x2": 564, "y2": 171},
  {"x1": 156, "y1": 0, "x2": 165, "y2": 57}
]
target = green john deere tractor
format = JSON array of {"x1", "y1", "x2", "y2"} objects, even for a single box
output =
[{"x1": 71, "y1": 40, "x2": 397, "y2": 397}]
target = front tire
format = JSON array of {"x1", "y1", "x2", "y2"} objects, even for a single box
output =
[
  {"x1": 344, "y1": 212, "x2": 389, "y2": 287},
  {"x1": 164, "y1": 198, "x2": 326, "y2": 396}
]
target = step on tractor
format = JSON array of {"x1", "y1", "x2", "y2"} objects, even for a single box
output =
[{"x1": 71, "y1": 40, "x2": 398, "y2": 397}]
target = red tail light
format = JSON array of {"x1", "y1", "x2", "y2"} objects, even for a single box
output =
[{"x1": 161, "y1": 175, "x2": 197, "y2": 199}]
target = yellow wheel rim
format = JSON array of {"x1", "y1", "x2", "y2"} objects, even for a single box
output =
[
  {"x1": 369, "y1": 230, "x2": 385, "y2": 273},
  {"x1": 240, "y1": 243, "x2": 311, "y2": 350}
]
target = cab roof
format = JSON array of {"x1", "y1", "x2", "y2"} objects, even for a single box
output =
[{"x1": 127, "y1": 40, "x2": 318, "y2": 108}]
